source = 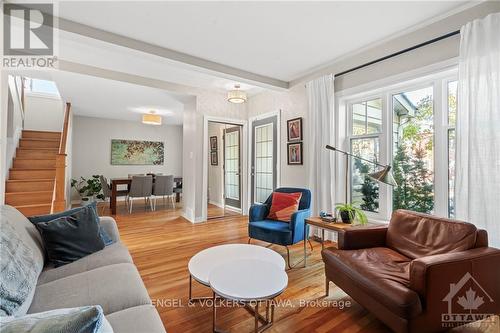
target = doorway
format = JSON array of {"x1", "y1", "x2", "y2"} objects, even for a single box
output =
[{"x1": 207, "y1": 121, "x2": 243, "y2": 219}]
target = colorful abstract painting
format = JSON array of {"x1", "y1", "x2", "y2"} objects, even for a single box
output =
[{"x1": 111, "y1": 139, "x2": 164, "y2": 165}]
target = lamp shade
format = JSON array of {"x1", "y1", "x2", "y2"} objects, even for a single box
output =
[
  {"x1": 227, "y1": 84, "x2": 247, "y2": 104},
  {"x1": 368, "y1": 165, "x2": 397, "y2": 187},
  {"x1": 142, "y1": 113, "x2": 162, "y2": 125}
]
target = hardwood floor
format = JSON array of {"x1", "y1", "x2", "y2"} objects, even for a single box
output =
[
  {"x1": 105, "y1": 202, "x2": 389, "y2": 333},
  {"x1": 207, "y1": 203, "x2": 241, "y2": 220}
]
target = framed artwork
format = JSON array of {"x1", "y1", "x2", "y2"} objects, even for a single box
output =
[
  {"x1": 287, "y1": 142, "x2": 303, "y2": 165},
  {"x1": 210, "y1": 151, "x2": 218, "y2": 166},
  {"x1": 111, "y1": 139, "x2": 164, "y2": 165},
  {"x1": 210, "y1": 136, "x2": 218, "y2": 151},
  {"x1": 287, "y1": 117, "x2": 302, "y2": 141}
]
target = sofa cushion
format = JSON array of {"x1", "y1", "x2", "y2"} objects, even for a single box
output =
[
  {"x1": 28, "y1": 263, "x2": 151, "y2": 315},
  {"x1": 322, "y1": 247, "x2": 422, "y2": 319},
  {"x1": 0, "y1": 305, "x2": 108, "y2": 333},
  {"x1": 0, "y1": 222, "x2": 43, "y2": 317},
  {"x1": 37, "y1": 242, "x2": 133, "y2": 285},
  {"x1": 29, "y1": 202, "x2": 113, "y2": 246},
  {"x1": 34, "y1": 205, "x2": 105, "y2": 267},
  {"x1": 386, "y1": 210, "x2": 478, "y2": 259},
  {"x1": 106, "y1": 305, "x2": 166, "y2": 333},
  {"x1": 0, "y1": 205, "x2": 45, "y2": 267}
]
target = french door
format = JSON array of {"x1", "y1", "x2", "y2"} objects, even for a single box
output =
[
  {"x1": 251, "y1": 116, "x2": 277, "y2": 203},
  {"x1": 224, "y1": 126, "x2": 242, "y2": 209}
]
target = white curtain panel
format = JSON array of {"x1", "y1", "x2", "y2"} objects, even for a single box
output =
[
  {"x1": 306, "y1": 75, "x2": 336, "y2": 238},
  {"x1": 455, "y1": 13, "x2": 500, "y2": 247}
]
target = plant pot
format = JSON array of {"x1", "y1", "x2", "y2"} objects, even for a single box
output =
[
  {"x1": 81, "y1": 196, "x2": 95, "y2": 205},
  {"x1": 339, "y1": 210, "x2": 355, "y2": 224}
]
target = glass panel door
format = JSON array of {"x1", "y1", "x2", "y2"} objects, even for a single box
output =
[
  {"x1": 251, "y1": 116, "x2": 277, "y2": 203},
  {"x1": 224, "y1": 126, "x2": 241, "y2": 208}
]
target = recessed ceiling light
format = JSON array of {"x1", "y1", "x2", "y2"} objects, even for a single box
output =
[{"x1": 227, "y1": 84, "x2": 247, "y2": 104}]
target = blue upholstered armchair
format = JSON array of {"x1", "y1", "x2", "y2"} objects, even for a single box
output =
[{"x1": 248, "y1": 187, "x2": 313, "y2": 268}]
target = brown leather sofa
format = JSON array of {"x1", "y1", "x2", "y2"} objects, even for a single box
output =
[{"x1": 322, "y1": 209, "x2": 500, "y2": 333}]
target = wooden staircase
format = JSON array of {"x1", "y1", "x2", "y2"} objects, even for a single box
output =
[{"x1": 5, "y1": 130, "x2": 61, "y2": 216}]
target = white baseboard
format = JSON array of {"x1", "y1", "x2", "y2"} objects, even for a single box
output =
[
  {"x1": 209, "y1": 200, "x2": 224, "y2": 208},
  {"x1": 225, "y1": 205, "x2": 242, "y2": 214}
]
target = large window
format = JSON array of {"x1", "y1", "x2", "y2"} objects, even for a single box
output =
[
  {"x1": 350, "y1": 98, "x2": 382, "y2": 213},
  {"x1": 392, "y1": 86, "x2": 434, "y2": 214},
  {"x1": 346, "y1": 71, "x2": 457, "y2": 220}
]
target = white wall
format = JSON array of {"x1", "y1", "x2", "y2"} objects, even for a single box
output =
[
  {"x1": 248, "y1": 84, "x2": 308, "y2": 188},
  {"x1": 207, "y1": 122, "x2": 224, "y2": 207},
  {"x1": 182, "y1": 89, "x2": 247, "y2": 222},
  {"x1": 0, "y1": 72, "x2": 9, "y2": 203},
  {"x1": 24, "y1": 94, "x2": 64, "y2": 131},
  {"x1": 6, "y1": 76, "x2": 24, "y2": 175},
  {"x1": 72, "y1": 116, "x2": 183, "y2": 199}
]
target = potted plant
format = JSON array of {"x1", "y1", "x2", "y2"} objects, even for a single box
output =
[
  {"x1": 335, "y1": 203, "x2": 368, "y2": 225},
  {"x1": 71, "y1": 175, "x2": 104, "y2": 204}
]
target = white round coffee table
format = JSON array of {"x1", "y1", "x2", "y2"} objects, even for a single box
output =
[
  {"x1": 209, "y1": 259, "x2": 288, "y2": 333},
  {"x1": 188, "y1": 244, "x2": 285, "y2": 300}
]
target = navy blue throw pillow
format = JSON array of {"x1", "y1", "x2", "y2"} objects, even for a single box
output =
[
  {"x1": 33, "y1": 204, "x2": 105, "y2": 267},
  {"x1": 29, "y1": 202, "x2": 114, "y2": 246}
]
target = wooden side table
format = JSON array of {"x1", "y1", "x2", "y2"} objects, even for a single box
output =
[{"x1": 303, "y1": 216, "x2": 380, "y2": 267}]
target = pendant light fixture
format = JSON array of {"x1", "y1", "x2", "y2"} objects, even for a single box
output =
[
  {"x1": 142, "y1": 111, "x2": 162, "y2": 125},
  {"x1": 227, "y1": 84, "x2": 247, "y2": 104}
]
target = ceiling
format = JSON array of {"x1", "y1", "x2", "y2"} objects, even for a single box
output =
[
  {"x1": 51, "y1": 71, "x2": 185, "y2": 125},
  {"x1": 57, "y1": 1, "x2": 468, "y2": 82}
]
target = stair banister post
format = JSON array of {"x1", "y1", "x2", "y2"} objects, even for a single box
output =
[{"x1": 51, "y1": 102, "x2": 71, "y2": 213}]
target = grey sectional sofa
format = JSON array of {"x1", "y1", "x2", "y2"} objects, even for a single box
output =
[{"x1": 1, "y1": 205, "x2": 166, "y2": 333}]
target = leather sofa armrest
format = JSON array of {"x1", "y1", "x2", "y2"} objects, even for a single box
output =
[
  {"x1": 249, "y1": 204, "x2": 269, "y2": 222},
  {"x1": 99, "y1": 216, "x2": 120, "y2": 242},
  {"x1": 410, "y1": 247, "x2": 500, "y2": 299},
  {"x1": 337, "y1": 226, "x2": 387, "y2": 250}
]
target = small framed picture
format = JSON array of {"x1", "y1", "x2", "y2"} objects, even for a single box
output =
[
  {"x1": 210, "y1": 136, "x2": 218, "y2": 151},
  {"x1": 210, "y1": 151, "x2": 218, "y2": 166},
  {"x1": 287, "y1": 117, "x2": 302, "y2": 142},
  {"x1": 287, "y1": 142, "x2": 303, "y2": 165}
]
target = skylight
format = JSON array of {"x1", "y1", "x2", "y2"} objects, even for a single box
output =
[{"x1": 24, "y1": 78, "x2": 60, "y2": 97}]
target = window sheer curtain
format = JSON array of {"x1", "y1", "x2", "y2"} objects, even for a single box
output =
[
  {"x1": 306, "y1": 75, "x2": 336, "y2": 230},
  {"x1": 456, "y1": 13, "x2": 500, "y2": 247}
]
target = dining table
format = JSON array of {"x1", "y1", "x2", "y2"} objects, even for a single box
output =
[{"x1": 109, "y1": 176, "x2": 182, "y2": 215}]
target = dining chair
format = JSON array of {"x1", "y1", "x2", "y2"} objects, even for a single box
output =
[
  {"x1": 99, "y1": 175, "x2": 112, "y2": 215},
  {"x1": 152, "y1": 175, "x2": 175, "y2": 210},
  {"x1": 127, "y1": 175, "x2": 153, "y2": 213},
  {"x1": 128, "y1": 173, "x2": 144, "y2": 178}
]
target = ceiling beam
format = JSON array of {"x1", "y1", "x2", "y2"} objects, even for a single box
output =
[{"x1": 55, "y1": 17, "x2": 289, "y2": 90}]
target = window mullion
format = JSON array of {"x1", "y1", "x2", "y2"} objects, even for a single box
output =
[{"x1": 433, "y1": 79, "x2": 448, "y2": 217}]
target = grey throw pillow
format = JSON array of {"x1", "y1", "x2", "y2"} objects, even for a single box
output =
[
  {"x1": 0, "y1": 223, "x2": 42, "y2": 316},
  {"x1": 0, "y1": 305, "x2": 113, "y2": 333},
  {"x1": 29, "y1": 202, "x2": 114, "y2": 246},
  {"x1": 34, "y1": 204, "x2": 105, "y2": 267}
]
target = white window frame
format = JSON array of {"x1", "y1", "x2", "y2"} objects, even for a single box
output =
[{"x1": 339, "y1": 65, "x2": 458, "y2": 222}]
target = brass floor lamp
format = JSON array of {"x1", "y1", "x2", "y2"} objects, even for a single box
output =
[{"x1": 325, "y1": 145, "x2": 397, "y2": 202}]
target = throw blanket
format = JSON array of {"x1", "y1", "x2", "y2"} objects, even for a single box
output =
[{"x1": 0, "y1": 222, "x2": 41, "y2": 316}]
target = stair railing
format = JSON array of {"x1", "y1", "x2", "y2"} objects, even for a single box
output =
[{"x1": 51, "y1": 102, "x2": 71, "y2": 213}]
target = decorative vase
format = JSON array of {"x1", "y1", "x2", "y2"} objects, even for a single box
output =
[{"x1": 340, "y1": 210, "x2": 355, "y2": 224}]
